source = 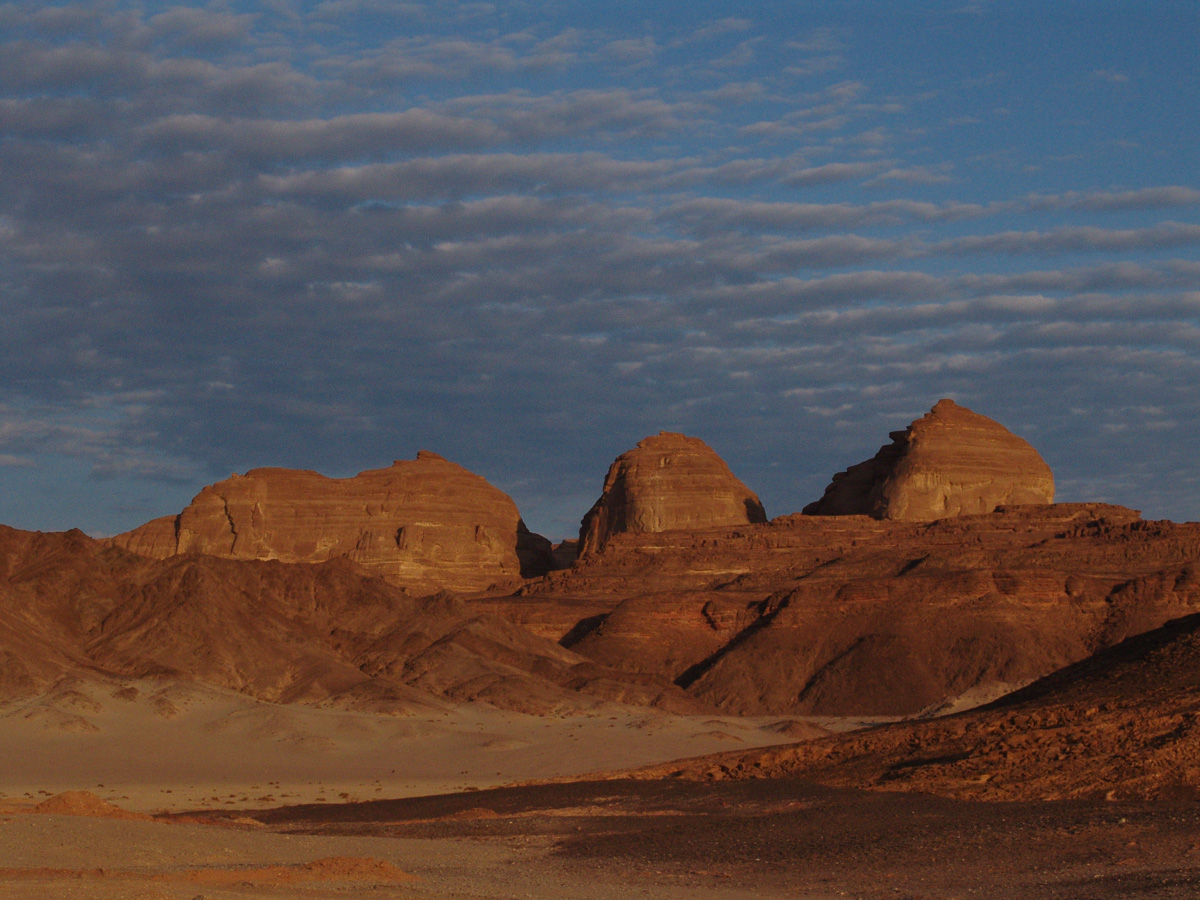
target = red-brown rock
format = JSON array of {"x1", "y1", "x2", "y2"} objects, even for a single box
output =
[
  {"x1": 511, "y1": 504, "x2": 1200, "y2": 716},
  {"x1": 0, "y1": 524, "x2": 703, "y2": 713},
  {"x1": 111, "y1": 452, "x2": 552, "y2": 593},
  {"x1": 579, "y1": 433, "x2": 766, "y2": 556},
  {"x1": 803, "y1": 399, "x2": 1054, "y2": 520},
  {"x1": 652, "y1": 606, "x2": 1200, "y2": 801}
]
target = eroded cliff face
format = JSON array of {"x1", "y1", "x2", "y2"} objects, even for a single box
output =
[
  {"x1": 0, "y1": 525, "x2": 700, "y2": 713},
  {"x1": 501, "y1": 504, "x2": 1200, "y2": 717},
  {"x1": 579, "y1": 432, "x2": 767, "y2": 556},
  {"x1": 804, "y1": 399, "x2": 1055, "y2": 521},
  {"x1": 111, "y1": 452, "x2": 552, "y2": 593}
]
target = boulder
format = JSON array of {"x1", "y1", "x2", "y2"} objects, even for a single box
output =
[
  {"x1": 111, "y1": 451, "x2": 552, "y2": 592},
  {"x1": 804, "y1": 399, "x2": 1054, "y2": 521},
  {"x1": 579, "y1": 432, "x2": 766, "y2": 556}
]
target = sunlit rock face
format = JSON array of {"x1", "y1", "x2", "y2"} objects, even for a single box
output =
[
  {"x1": 111, "y1": 451, "x2": 552, "y2": 592},
  {"x1": 804, "y1": 399, "x2": 1055, "y2": 521},
  {"x1": 578, "y1": 432, "x2": 767, "y2": 556}
]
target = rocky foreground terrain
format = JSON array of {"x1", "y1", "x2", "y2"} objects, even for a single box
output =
[{"x1": 641, "y1": 609, "x2": 1200, "y2": 801}]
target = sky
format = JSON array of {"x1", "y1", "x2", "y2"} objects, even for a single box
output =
[{"x1": 1, "y1": 0, "x2": 1198, "y2": 541}]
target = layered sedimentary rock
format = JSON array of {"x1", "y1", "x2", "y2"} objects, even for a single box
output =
[
  {"x1": 803, "y1": 399, "x2": 1054, "y2": 521},
  {"x1": 112, "y1": 452, "x2": 552, "y2": 593},
  {"x1": 651, "y1": 607, "x2": 1200, "y2": 801},
  {"x1": 508, "y1": 504, "x2": 1200, "y2": 716},
  {"x1": 578, "y1": 433, "x2": 766, "y2": 556},
  {"x1": 0, "y1": 525, "x2": 702, "y2": 713}
]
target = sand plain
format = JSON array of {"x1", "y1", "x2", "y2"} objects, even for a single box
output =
[
  {"x1": 0, "y1": 672, "x2": 813, "y2": 813},
  {"x1": 3, "y1": 673, "x2": 1200, "y2": 898},
  {"x1": 0, "y1": 672, "x2": 823, "y2": 900}
]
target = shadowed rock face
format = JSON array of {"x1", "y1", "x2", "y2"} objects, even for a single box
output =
[
  {"x1": 111, "y1": 452, "x2": 553, "y2": 593},
  {"x1": 578, "y1": 433, "x2": 767, "y2": 557},
  {"x1": 804, "y1": 399, "x2": 1054, "y2": 520},
  {"x1": 655, "y1": 607, "x2": 1200, "y2": 802},
  {"x1": 509, "y1": 503, "x2": 1200, "y2": 717},
  {"x1": 0, "y1": 525, "x2": 702, "y2": 713}
]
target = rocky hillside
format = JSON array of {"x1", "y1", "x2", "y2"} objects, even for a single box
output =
[
  {"x1": 804, "y1": 399, "x2": 1055, "y2": 520},
  {"x1": 578, "y1": 432, "x2": 766, "y2": 557},
  {"x1": 0, "y1": 525, "x2": 699, "y2": 715},
  {"x1": 644, "y1": 608, "x2": 1200, "y2": 801},
  {"x1": 496, "y1": 504, "x2": 1200, "y2": 716}
]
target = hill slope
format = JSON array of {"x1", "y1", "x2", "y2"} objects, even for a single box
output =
[
  {"x1": 647, "y1": 608, "x2": 1200, "y2": 800},
  {"x1": 0, "y1": 525, "x2": 700, "y2": 715}
]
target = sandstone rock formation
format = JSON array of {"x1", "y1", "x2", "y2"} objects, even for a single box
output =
[
  {"x1": 0, "y1": 524, "x2": 703, "y2": 713},
  {"x1": 578, "y1": 433, "x2": 766, "y2": 556},
  {"x1": 803, "y1": 399, "x2": 1054, "y2": 520},
  {"x1": 651, "y1": 606, "x2": 1200, "y2": 801},
  {"x1": 111, "y1": 452, "x2": 553, "y2": 593},
  {"x1": 8, "y1": 501, "x2": 1200, "y2": 721},
  {"x1": 512, "y1": 504, "x2": 1200, "y2": 716}
]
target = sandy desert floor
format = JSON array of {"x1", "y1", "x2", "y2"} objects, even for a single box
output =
[
  {"x1": 0, "y1": 673, "x2": 814, "y2": 813},
  {"x1": 4, "y1": 674, "x2": 1200, "y2": 899},
  {"x1": 3, "y1": 777, "x2": 1200, "y2": 900},
  {"x1": 0, "y1": 673, "x2": 817, "y2": 899}
]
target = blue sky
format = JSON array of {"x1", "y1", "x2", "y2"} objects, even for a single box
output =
[{"x1": 1, "y1": 0, "x2": 1198, "y2": 540}]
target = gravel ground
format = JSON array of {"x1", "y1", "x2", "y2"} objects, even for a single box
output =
[{"x1": 246, "y1": 776, "x2": 1200, "y2": 899}]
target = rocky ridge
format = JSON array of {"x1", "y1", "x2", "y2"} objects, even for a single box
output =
[
  {"x1": 497, "y1": 503, "x2": 1200, "y2": 716},
  {"x1": 644, "y1": 608, "x2": 1200, "y2": 801},
  {"x1": 804, "y1": 399, "x2": 1055, "y2": 520},
  {"x1": 0, "y1": 524, "x2": 700, "y2": 714},
  {"x1": 111, "y1": 452, "x2": 553, "y2": 593},
  {"x1": 578, "y1": 432, "x2": 766, "y2": 556},
  {"x1": 13, "y1": 408, "x2": 1200, "y2": 728}
]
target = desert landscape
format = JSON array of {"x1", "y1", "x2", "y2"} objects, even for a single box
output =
[
  {"x1": 3, "y1": 2, "x2": 1197, "y2": 896},
  {"x1": 2, "y1": 400, "x2": 1199, "y2": 898}
]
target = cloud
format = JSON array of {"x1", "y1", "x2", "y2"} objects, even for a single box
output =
[
  {"x1": 141, "y1": 109, "x2": 505, "y2": 160},
  {"x1": 602, "y1": 36, "x2": 658, "y2": 65},
  {"x1": 663, "y1": 197, "x2": 988, "y2": 232},
  {"x1": 0, "y1": 39, "x2": 146, "y2": 93},
  {"x1": 146, "y1": 7, "x2": 255, "y2": 50},
  {"x1": 440, "y1": 88, "x2": 703, "y2": 141},
  {"x1": 780, "y1": 161, "x2": 885, "y2": 185},
  {"x1": 1, "y1": 1, "x2": 1198, "y2": 535},
  {"x1": 259, "y1": 152, "x2": 682, "y2": 200},
  {"x1": 935, "y1": 223, "x2": 1200, "y2": 255},
  {"x1": 0, "y1": 398, "x2": 197, "y2": 483},
  {"x1": 1023, "y1": 187, "x2": 1200, "y2": 212},
  {"x1": 333, "y1": 31, "x2": 586, "y2": 85},
  {"x1": 668, "y1": 18, "x2": 752, "y2": 48},
  {"x1": 866, "y1": 165, "x2": 955, "y2": 186}
]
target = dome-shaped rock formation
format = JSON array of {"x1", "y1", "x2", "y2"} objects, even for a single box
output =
[
  {"x1": 803, "y1": 399, "x2": 1054, "y2": 521},
  {"x1": 579, "y1": 432, "x2": 767, "y2": 556},
  {"x1": 111, "y1": 452, "x2": 552, "y2": 592}
]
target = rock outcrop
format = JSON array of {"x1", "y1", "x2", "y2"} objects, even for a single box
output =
[
  {"x1": 515, "y1": 504, "x2": 1200, "y2": 716},
  {"x1": 111, "y1": 452, "x2": 552, "y2": 593},
  {"x1": 652, "y1": 608, "x2": 1200, "y2": 801},
  {"x1": 803, "y1": 399, "x2": 1054, "y2": 520},
  {"x1": 578, "y1": 433, "x2": 766, "y2": 556},
  {"x1": 0, "y1": 525, "x2": 703, "y2": 713}
]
